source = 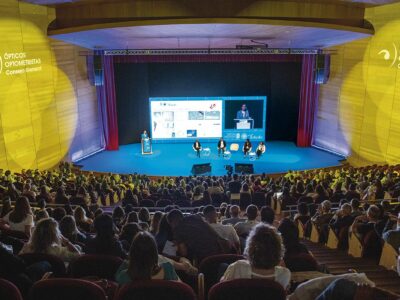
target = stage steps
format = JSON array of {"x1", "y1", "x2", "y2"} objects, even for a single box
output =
[{"x1": 302, "y1": 240, "x2": 400, "y2": 295}]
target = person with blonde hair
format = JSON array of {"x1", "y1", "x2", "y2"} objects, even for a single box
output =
[
  {"x1": 74, "y1": 206, "x2": 93, "y2": 232},
  {"x1": 20, "y1": 218, "x2": 81, "y2": 262}
]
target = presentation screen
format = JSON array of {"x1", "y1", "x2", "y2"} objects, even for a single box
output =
[{"x1": 150, "y1": 96, "x2": 266, "y2": 142}]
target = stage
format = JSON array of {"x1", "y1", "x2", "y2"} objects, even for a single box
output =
[{"x1": 77, "y1": 141, "x2": 344, "y2": 176}]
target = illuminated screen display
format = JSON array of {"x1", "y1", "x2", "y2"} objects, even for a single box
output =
[{"x1": 150, "y1": 96, "x2": 266, "y2": 142}]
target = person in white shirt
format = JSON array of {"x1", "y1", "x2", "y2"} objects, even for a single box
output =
[
  {"x1": 256, "y1": 142, "x2": 266, "y2": 158},
  {"x1": 203, "y1": 205, "x2": 240, "y2": 251},
  {"x1": 221, "y1": 223, "x2": 291, "y2": 291},
  {"x1": 1, "y1": 196, "x2": 34, "y2": 237}
]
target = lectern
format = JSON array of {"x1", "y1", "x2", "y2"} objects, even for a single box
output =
[
  {"x1": 141, "y1": 138, "x2": 152, "y2": 155},
  {"x1": 234, "y1": 118, "x2": 254, "y2": 129}
]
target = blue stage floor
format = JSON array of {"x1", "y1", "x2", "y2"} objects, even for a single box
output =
[{"x1": 78, "y1": 142, "x2": 344, "y2": 176}]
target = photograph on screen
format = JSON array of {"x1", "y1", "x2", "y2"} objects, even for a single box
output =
[{"x1": 224, "y1": 99, "x2": 264, "y2": 130}]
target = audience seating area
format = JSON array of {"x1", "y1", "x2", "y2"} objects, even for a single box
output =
[{"x1": 2, "y1": 162, "x2": 400, "y2": 299}]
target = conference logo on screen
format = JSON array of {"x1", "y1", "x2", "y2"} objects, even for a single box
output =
[
  {"x1": 378, "y1": 43, "x2": 400, "y2": 68},
  {"x1": 0, "y1": 52, "x2": 42, "y2": 76}
]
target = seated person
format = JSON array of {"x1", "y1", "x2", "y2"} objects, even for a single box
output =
[
  {"x1": 20, "y1": 218, "x2": 81, "y2": 263},
  {"x1": 330, "y1": 203, "x2": 354, "y2": 236},
  {"x1": 256, "y1": 142, "x2": 266, "y2": 158},
  {"x1": 167, "y1": 209, "x2": 228, "y2": 263},
  {"x1": 217, "y1": 137, "x2": 227, "y2": 156},
  {"x1": 115, "y1": 232, "x2": 180, "y2": 284},
  {"x1": 1, "y1": 196, "x2": 34, "y2": 238},
  {"x1": 193, "y1": 139, "x2": 202, "y2": 158},
  {"x1": 311, "y1": 200, "x2": 334, "y2": 243},
  {"x1": 351, "y1": 205, "x2": 380, "y2": 241},
  {"x1": 243, "y1": 139, "x2": 252, "y2": 157},
  {"x1": 278, "y1": 218, "x2": 309, "y2": 259},
  {"x1": 84, "y1": 214, "x2": 127, "y2": 259},
  {"x1": 221, "y1": 223, "x2": 291, "y2": 291}
]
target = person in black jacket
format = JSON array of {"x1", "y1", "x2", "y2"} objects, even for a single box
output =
[
  {"x1": 193, "y1": 140, "x2": 202, "y2": 158},
  {"x1": 217, "y1": 137, "x2": 227, "y2": 157}
]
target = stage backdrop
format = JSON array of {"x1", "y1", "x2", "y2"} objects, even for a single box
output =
[{"x1": 114, "y1": 62, "x2": 301, "y2": 145}]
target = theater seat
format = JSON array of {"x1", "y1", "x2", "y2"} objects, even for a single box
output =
[
  {"x1": 19, "y1": 253, "x2": 66, "y2": 277},
  {"x1": 0, "y1": 279, "x2": 23, "y2": 300},
  {"x1": 114, "y1": 280, "x2": 196, "y2": 300},
  {"x1": 30, "y1": 279, "x2": 107, "y2": 300},
  {"x1": 68, "y1": 254, "x2": 123, "y2": 280},
  {"x1": 284, "y1": 253, "x2": 318, "y2": 272},
  {"x1": 208, "y1": 279, "x2": 286, "y2": 300},
  {"x1": 140, "y1": 199, "x2": 155, "y2": 207},
  {"x1": 198, "y1": 254, "x2": 244, "y2": 296}
]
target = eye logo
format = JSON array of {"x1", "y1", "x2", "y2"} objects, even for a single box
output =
[
  {"x1": 209, "y1": 103, "x2": 216, "y2": 109},
  {"x1": 378, "y1": 43, "x2": 400, "y2": 68}
]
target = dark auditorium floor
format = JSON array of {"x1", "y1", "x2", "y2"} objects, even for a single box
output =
[{"x1": 303, "y1": 240, "x2": 400, "y2": 296}]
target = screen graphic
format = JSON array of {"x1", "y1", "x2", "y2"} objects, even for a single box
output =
[{"x1": 150, "y1": 96, "x2": 266, "y2": 142}]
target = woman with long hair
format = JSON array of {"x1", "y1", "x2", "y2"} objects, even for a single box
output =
[
  {"x1": 59, "y1": 215, "x2": 87, "y2": 244},
  {"x1": 20, "y1": 218, "x2": 81, "y2": 262},
  {"x1": 115, "y1": 231, "x2": 179, "y2": 284},
  {"x1": 150, "y1": 211, "x2": 163, "y2": 236},
  {"x1": 1, "y1": 196, "x2": 33, "y2": 237},
  {"x1": 74, "y1": 206, "x2": 93, "y2": 232}
]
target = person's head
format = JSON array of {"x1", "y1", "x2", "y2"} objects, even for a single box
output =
[
  {"x1": 143, "y1": 130, "x2": 147, "y2": 134},
  {"x1": 220, "y1": 137, "x2": 223, "y2": 141},
  {"x1": 29, "y1": 218, "x2": 61, "y2": 253},
  {"x1": 278, "y1": 218, "x2": 300, "y2": 249},
  {"x1": 297, "y1": 202, "x2": 309, "y2": 216},
  {"x1": 203, "y1": 205, "x2": 218, "y2": 224},
  {"x1": 244, "y1": 223, "x2": 284, "y2": 269},
  {"x1": 128, "y1": 232, "x2": 159, "y2": 280},
  {"x1": 367, "y1": 205, "x2": 380, "y2": 222},
  {"x1": 59, "y1": 215, "x2": 79, "y2": 238},
  {"x1": 341, "y1": 203, "x2": 352, "y2": 216},
  {"x1": 230, "y1": 205, "x2": 240, "y2": 218},
  {"x1": 53, "y1": 207, "x2": 66, "y2": 222},
  {"x1": 321, "y1": 200, "x2": 332, "y2": 213},
  {"x1": 126, "y1": 211, "x2": 139, "y2": 224},
  {"x1": 241, "y1": 104, "x2": 247, "y2": 111},
  {"x1": 119, "y1": 222, "x2": 142, "y2": 245},
  {"x1": 112, "y1": 206, "x2": 125, "y2": 222},
  {"x1": 150, "y1": 211, "x2": 163, "y2": 234},
  {"x1": 260, "y1": 206, "x2": 275, "y2": 225},
  {"x1": 94, "y1": 214, "x2": 115, "y2": 239},
  {"x1": 9, "y1": 196, "x2": 31, "y2": 223},
  {"x1": 166, "y1": 209, "x2": 184, "y2": 229},
  {"x1": 246, "y1": 205, "x2": 258, "y2": 221},
  {"x1": 350, "y1": 198, "x2": 360, "y2": 211},
  {"x1": 138, "y1": 207, "x2": 150, "y2": 223},
  {"x1": 35, "y1": 210, "x2": 49, "y2": 222},
  {"x1": 74, "y1": 206, "x2": 87, "y2": 223}
]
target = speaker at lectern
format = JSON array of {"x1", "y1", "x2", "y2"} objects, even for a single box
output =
[
  {"x1": 234, "y1": 118, "x2": 254, "y2": 129},
  {"x1": 141, "y1": 137, "x2": 152, "y2": 155}
]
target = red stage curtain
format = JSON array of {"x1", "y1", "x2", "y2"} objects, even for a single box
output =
[
  {"x1": 297, "y1": 54, "x2": 319, "y2": 147},
  {"x1": 97, "y1": 53, "x2": 119, "y2": 150}
]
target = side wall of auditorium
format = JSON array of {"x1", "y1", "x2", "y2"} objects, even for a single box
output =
[
  {"x1": 0, "y1": 0, "x2": 102, "y2": 172},
  {"x1": 314, "y1": 2, "x2": 400, "y2": 166}
]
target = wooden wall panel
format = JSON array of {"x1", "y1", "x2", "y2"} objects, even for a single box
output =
[
  {"x1": 0, "y1": 0, "x2": 102, "y2": 171},
  {"x1": 315, "y1": 1, "x2": 400, "y2": 166}
]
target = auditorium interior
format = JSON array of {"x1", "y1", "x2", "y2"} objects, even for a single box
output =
[{"x1": 2, "y1": 0, "x2": 400, "y2": 299}]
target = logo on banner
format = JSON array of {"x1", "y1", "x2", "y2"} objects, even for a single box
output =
[{"x1": 0, "y1": 52, "x2": 42, "y2": 76}]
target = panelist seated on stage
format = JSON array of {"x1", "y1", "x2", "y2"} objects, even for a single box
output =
[
  {"x1": 236, "y1": 104, "x2": 250, "y2": 119},
  {"x1": 141, "y1": 130, "x2": 149, "y2": 140},
  {"x1": 193, "y1": 139, "x2": 202, "y2": 157},
  {"x1": 243, "y1": 139, "x2": 252, "y2": 156},
  {"x1": 217, "y1": 137, "x2": 227, "y2": 156},
  {"x1": 256, "y1": 142, "x2": 266, "y2": 158}
]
